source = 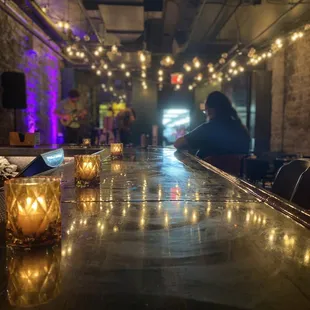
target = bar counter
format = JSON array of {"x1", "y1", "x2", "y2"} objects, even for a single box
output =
[{"x1": 0, "y1": 148, "x2": 310, "y2": 309}]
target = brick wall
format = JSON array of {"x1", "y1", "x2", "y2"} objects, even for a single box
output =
[
  {"x1": 269, "y1": 33, "x2": 310, "y2": 154},
  {"x1": 0, "y1": 5, "x2": 61, "y2": 145}
]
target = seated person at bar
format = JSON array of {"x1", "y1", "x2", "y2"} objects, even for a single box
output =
[{"x1": 174, "y1": 91, "x2": 250, "y2": 175}]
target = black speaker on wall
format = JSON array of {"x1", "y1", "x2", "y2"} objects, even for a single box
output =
[{"x1": 1, "y1": 72, "x2": 27, "y2": 109}]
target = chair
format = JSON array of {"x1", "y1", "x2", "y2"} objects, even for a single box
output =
[
  {"x1": 244, "y1": 158, "x2": 269, "y2": 183},
  {"x1": 291, "y1": 167, "x2": 310, "y2": 209},
  {"x1": 272, "y1": 159, "x2": 310, "y2": 201},
  {"x1": 204, "y1": 155, "x2": 245, "y2": 176}
]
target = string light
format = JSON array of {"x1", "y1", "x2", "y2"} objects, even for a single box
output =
[
  {"x1": 111, "y1": 45, "x2": 118, "y2": 54},
  {"x1": 125, "y1": 71, "x2": 131, "y2": 77},
  {"x1": 139, "y1": 52, "x2": 146, "y2": 63},
  {"x1": 94, "y1": 50, "x2": 99, "y2": 56},
  {"x1": 188, "y1": 85, "x2": 193, "y2": 91},
  {"x1": 158, "y1": 76, "x2": 163, "y2": 82},
  {"x1": 230, "y1": 60, "x2": 237, "y2": 68},
  {"x1": 208, "y1": 67, "x2": 214, "y2": 73},
  {"x1": 96, "y1": 70, "x2": 101, "y2": 76},
  {"x1": 141, "y1": 65, "x2": 147, "y2": 70},
  {"x1": 183, "y1": 63, "x2": 192, "y2": 72},
  {"x1": 158, "y1": 69, "x2": 163, "y2": 76},
  {"x1": 98, "y1": 46, "x2": 104, "y2": 52},
  {"x1": 141, "y1": 72, "x2": 146, "y2": 78},
  {"x1": 64, "y1": 21, "x2": 70, "y2": 30},
  {"x1": 239, "y1": 66, "x2": 244, "y2": 72},
  {"x1": 196, "y1": 73, "x2": 203, "y2": 81},
  {"x1": 175, "y1": 84, "x2": 180, "y2": 90},
  {"x1": 57, "y1": 21, "x2": 64, "y2": 28},
  {"x1": 91, "y1": 64, "x2": 96, "y2": 70},
  {"x1": 161, "y1": 55, "x2": 174, "y2": 67},
  {"x1": 103, "y1": 64, "x2": 108, "y2": 70},
  {"x1": 107, "y1": 71, "x2": 112, "y2": 77},
  {"x1": 120, "y1": 63, "x2": 126, "y2": 70},
  {"x1": 109, "y1": 86, "x2": 114, "y2": 91},
  {"x1": 143, "y1": 84, "x2": 148, "y2": 90},
  {"x1": 193, "y1": 57, "x2": 201, "y2": 69}
]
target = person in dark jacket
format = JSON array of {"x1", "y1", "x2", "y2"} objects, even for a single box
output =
[{"x1": 174, "y1": 91, "x2": 250, "y2": 159}]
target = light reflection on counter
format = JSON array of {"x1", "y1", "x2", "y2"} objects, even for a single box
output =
[{"x1": 7, "y1": 246, "x2": 61, "y2": 307}]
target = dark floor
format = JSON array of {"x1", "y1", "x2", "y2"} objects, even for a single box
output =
[{"x1": 0, "y1": 148, "x2": 310, "y2": 309}]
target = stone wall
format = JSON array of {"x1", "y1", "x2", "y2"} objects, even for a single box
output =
[
  {"x1": 0, "y1": 5, "x2": 61, "y2": 145},
  {"x1": 269, "y1": 33, "x2": 310, "y2": 154}
]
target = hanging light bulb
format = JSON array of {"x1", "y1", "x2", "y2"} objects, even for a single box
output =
[
  {"x1": 120, "y1": 63, "x2": 126, "y2": 70},
  {"x1": 94, "y1": 50, "x2": 99, "y2": 56},
  {"x1": 158, "y1": 76, "x2": 163, "y2": 82},
  {"x1": 208, "y1": 67, "x2": 214, "y2": 73},
  {"x1": 75, "y1": 36, "x2": 81, "y2": 42},
  {"x1": 66, "y1": 46, "x2": 72, "y2": 53},
  {"x1": 141, "y1": 64, "x2": 147, "y2": 70},
  {"x1": 68, "y1": 51, "x2": 73, "y2": 56},
  {"x1": 239, "y1": 66, "x2": 244, "y2": 72},
  {"x1": 107, "y1": 71, "x2": 112, "y2": 77},
  {"x1": 91, "y1": 64, "x2": 96, "y2": 70},
  {"x1": 109, "y1": 86, "x2": 114, "y2": 92},
  {"x1": 125, "y1": 71, "x2": 131, "y2": 77},
  {"x1": 57, "y1": 21, "x2": 64, "y2": 28},
  {"x1": 161, "y1": 55, "x2": 174, "y2": 67},
  {"x1": 275, "y1": 38, "x2": 282, "y2": 48},
  {"x1": 193, "y1": 57, "x2": 201, "y2": 69},
  {"x1": 143, "y1": 84, "x2": 148, "y2": 90},
  {"x1": 76, "y1": 51, "x2": 81, "y2": 57},
  {"x1": 212, "y1": 73, "x2": 217, "y2": 79},
  {"x1": 83, "y1": 34, "x2": 90, "y2": 42},
  {"x1": 111, "y1": 45, "x2": 118, "y2": 54},
  {"x1": 141, "y1": 72, "x2": 146, "y2": 78},
  {"x1": 228, "y1": 68, "x2": 233, "y2": 74},
  {"x1": 230, "y1": 61, "x2": 237, "y2": 68},
  {"x1": 158, "y1": 69, "x2": 163, "y2": 76},
  {"x1": 267, "y1": 52, "x2": 272, "y2": 58},
  {"x1": 188, "y1": 85, "x2": 193, "y2": 91},
  {"x1": 196, "y1": 73, "x2": 203, "y2": 81},
  {"x1": 233, "y1": 69, "x2": 238, "y2": 75},
  {"x1": 98, "y1": 46, "x2": 104, "y2": 53},
  {"x1": 175, "y1": 84, "x2": 181, "y2": 91},
  {"x1": 96, "y1": 70, "x2": 101, "y2": 76},
  {"x1": 80, "y1": 52, "x2": 85, "y2": 58},
  {"x1": 183, "y1": 64, "x2": 192, "y2": 72},
  {"x1": 42, "y1": 5, "x2": 48, "y2": 13},
  {"x1": 64, "y1": 21, "x2": 70, "y2": 30},
  {"x1": 217, "y1": 77, "x2": 223, "y2": 82},
  {"x1": 139, "y1": 52, "x2": 146, "y2": 63},
  {"x1": 103, "y1": 64, "x2": 108, "y2": 70}
]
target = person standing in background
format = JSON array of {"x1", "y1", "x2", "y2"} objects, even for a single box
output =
[
  {"x1": 117, "y1": 104, "x2": 136, "y2": 145},
  {"x1": 54, "y1": 89, "x2": 87, "y2": 144}
]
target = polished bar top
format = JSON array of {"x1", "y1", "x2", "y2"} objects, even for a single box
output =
[
  {"x1": 0, "y1": 144, "x2": 103, "y2": 157},
  {"x1": 0, "y1": 148, "x2": 310, "y2": 309}
]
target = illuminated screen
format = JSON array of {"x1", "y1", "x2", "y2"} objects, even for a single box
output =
[{"x1": 162, "y1": 109, "x2": 190, "y2": 146}]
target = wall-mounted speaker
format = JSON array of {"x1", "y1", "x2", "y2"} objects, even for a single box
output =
[{"x1": 1, "y1": 72, "x2": 27, "y2": 109}]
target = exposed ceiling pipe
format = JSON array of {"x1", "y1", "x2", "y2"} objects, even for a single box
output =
[
  {"x1": 76, "y1": 0, "x2": 104, "y2": 44},
  {"x1": 173, "y1": 0, "x2": 209, "y2": 56},
  {"x1": 0, "y1": 0, "x2": 79, "y2": 64}
]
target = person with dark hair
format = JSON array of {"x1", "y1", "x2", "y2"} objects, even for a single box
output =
[
  {"x1": 174, "y1": 91, "x2": 250, "y2": 174},
  {"x1": 55, "y1": 89, "x2": 87, "y2": 144},
  {"x1": 117, "y1": 104, "x2": 136, "y2": 145}
]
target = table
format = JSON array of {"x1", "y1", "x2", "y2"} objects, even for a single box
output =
[{"x1": 0, "y1": 148, "x2": 310, "y2": 309}]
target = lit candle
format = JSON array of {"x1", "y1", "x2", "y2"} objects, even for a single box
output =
[
  {"x1": 75, "y1": 155, "x2": 101, "y2": 187},
  {"x1": 5, "y1": 177, "x2": 61, "y2": 247},
  {"x1": 110, "y1": 143, "x2": 123, "y2": 158}
]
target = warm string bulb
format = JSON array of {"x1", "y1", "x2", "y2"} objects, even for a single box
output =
[{"x1": 125, "y1": 71, "x2": 131, "y2": 77}]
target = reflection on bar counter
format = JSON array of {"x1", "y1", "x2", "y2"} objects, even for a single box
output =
[
  {"x1": 76, "y1": 188, "x2": 101, "y2": 215},
  {"x1": 5, "y1": 177, "x2": 61, "y2": 247},
  {"x1": 7, "y1": 246, "x2": 61, "y2": 307},
  {"x1": 110, "y1": 143, "x2": 123, "y2": 159}
]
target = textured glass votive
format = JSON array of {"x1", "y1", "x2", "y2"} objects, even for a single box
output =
[
  {"x1": 111, "y1": 160, "x2": 125, "y2": 173},
  {"x1": 76, "y1": 188, "x2": 101, "y2": 215},
  {"x1": 75, "y1": 155, "x2": 101, "y2": 187},
  {"x1": 7, "y1": 246, "x2": 61, "y2": 307},
  {"x1": 82, "y1": 138, "x2": 91, "y2": 147},
  {"x1": 5, "y1": 177, "x2": 61, "y2": 248},
  {"x1": 111, "y1": 143, "x2": 123, "y2": 159}
]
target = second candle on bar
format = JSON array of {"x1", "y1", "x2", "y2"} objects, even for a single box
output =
[{"x1": 74, "y1": 155, "x2": 101, "y2": 187}]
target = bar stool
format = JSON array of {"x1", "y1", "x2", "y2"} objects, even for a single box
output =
[
  {"x1": 291, "y1": 167, "x2": 310, "y2": 209},
  {"x1": 272, "y1": 159, "x2": 310, "y2": 201},
  {"x1": 204, "y1": 155, "x2": 245, "y2": 176}
]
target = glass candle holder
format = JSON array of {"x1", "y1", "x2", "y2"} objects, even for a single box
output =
[
  {"x1": 110, "y1": 143, "x2": 123, "y2": 159},
  {"x1": 82, "y1": 138, "x2": 91, "y2": 147},
  {"x1": 7, "y1": 246, "x2": 61, "y2": 307},
  {"x1": 5, "y1": 177, "x2": 61, "y2": 248},
  {"x1": 76, "y1": 188, "x2": 101, "y2": 215},
  {"x1": 75, "y1": 155, "x2": 101, "y2": 187}
]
